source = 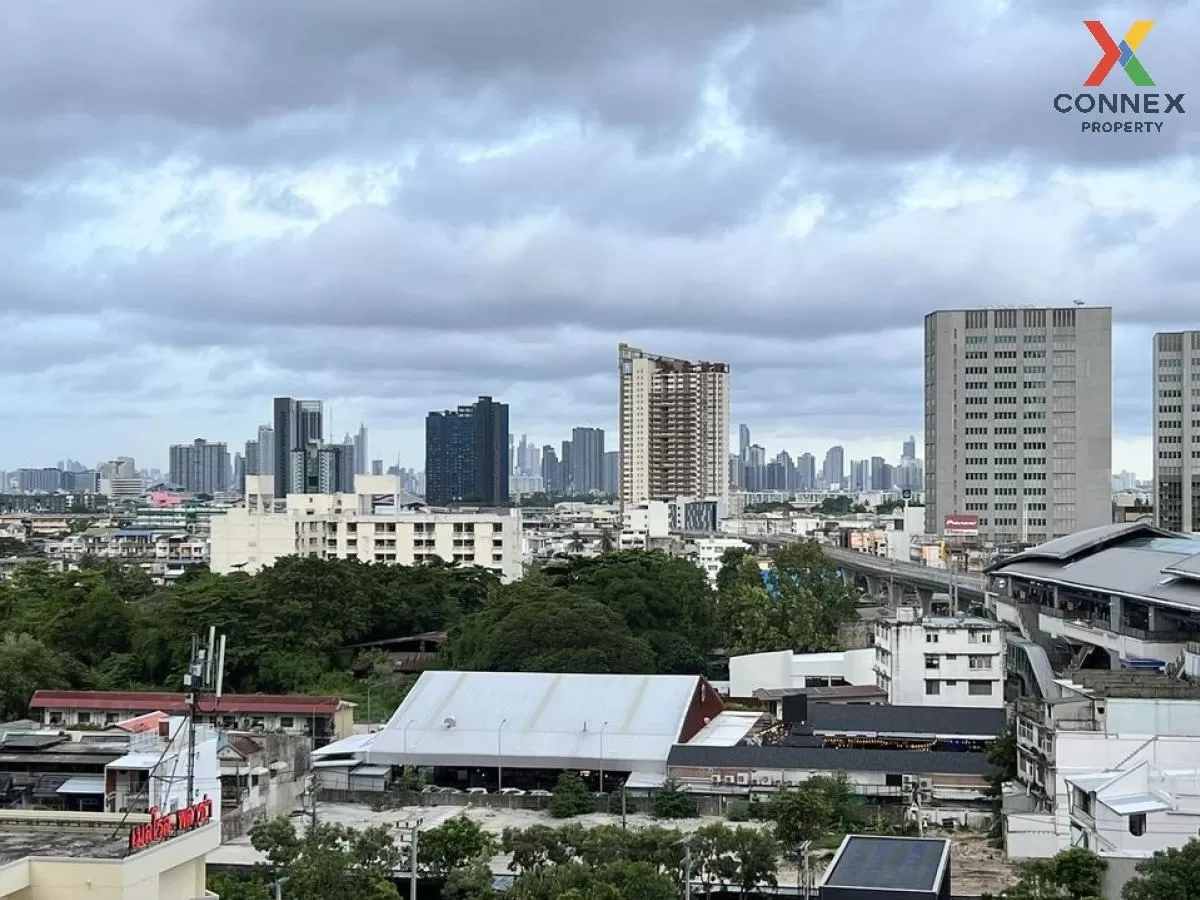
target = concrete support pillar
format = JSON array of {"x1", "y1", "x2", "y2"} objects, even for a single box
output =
[
  {"x1": 841, "y1": 569, "x2": 852, "y2": 588},
  {"x1": 865, "y1": 575, "x2": 882, "y2": 598},
  {"x1": 916, "y1": 587, "x2": 934, "y2": 609}
]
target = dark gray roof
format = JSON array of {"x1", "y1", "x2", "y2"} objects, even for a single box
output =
[
  {"x1": 667, "y1": 744, "x2": 993, "y2": 775},
  {"x1": 984, "y1": 522, "x2": 1177, "y2": 571},
  {"x1": 824, "y1": 836, "x2": 950, "y2": 891},
  {"x1": 806, "y1": 704, "x2": 1004, "y2": 738},
  {"x1": 992, "y1": 542, "x2": 1200, "y2": 613}
]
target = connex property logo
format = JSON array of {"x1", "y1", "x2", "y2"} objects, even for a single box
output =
[{"x1": 1053, "y1": 19, "x2": 1185, "y2": 135}]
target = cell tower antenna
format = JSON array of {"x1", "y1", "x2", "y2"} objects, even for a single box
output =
[{"x1": 184, "y1": 626, "x2": 227, "y2": 805}]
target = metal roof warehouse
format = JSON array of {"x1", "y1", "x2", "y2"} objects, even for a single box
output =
[{"x1": 319, "y1": 671, "x2": 724, "y2": 774}]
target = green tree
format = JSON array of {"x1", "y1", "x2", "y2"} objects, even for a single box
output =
[
  {"x1": 549, "y1": 773, "x2": 595, "y2": 818},
  {"x1": 248, "y1": 816, "x2": 405, "y2": 900},
  {"x1": 650, "y1": 780, "x2": 697, "y2": 819},
  {"x1": 441, "y1": 861, "x2": 497, "y2": 899},
  {"x1": 986, "y1": 722, "x2": 1018, "y2": 837},
  {"x1": 767, "y1": 781, "x2": 835, "y2": 846},
  {"x1": 990, "y1": 847, "x2": 1105, "y2": 899},
  {"x1": 1122, "y1": 839, "x2": 1200, "y2": 900},
  {"x1": 444, "y1": 585, "x2": 656, "y2": 674},
  {"x1": 205, "y1": 874, "x2": 272, "y2": 900},
  {"x1": 0, "y1": 632, "x2": 79, "y2": 719},
  {"x1": 715, "y1": 547, "x2": 753, "y2": 592},
  {"x1": 418, "y1": 814, "x2": 496, "y2": 877}
]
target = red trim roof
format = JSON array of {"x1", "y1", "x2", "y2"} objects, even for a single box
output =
[{"x1": 29, "y1": 690, "x2": 344, "y2": 716}]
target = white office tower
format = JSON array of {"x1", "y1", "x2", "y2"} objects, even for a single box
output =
[
  {"x1": 618, "y1": 343, "x2": 730, "y2": 511},
  {"x1": 924, "y1": 307, "x2": 1112, "y2": 543}
]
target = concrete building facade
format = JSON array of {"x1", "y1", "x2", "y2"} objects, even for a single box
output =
[
  {"x1": 1152, "y1": 331, "x2": 1200, "y2": 531},
  {"x1": 618, "y1": 343, "x2": 729, "y2": 511},
  {"x1": 924, "y1": 306, "x2": 1112, "y2": 543},
  {"x1": 874, "y1": 609, "x2": 1005, "y2": 708}
]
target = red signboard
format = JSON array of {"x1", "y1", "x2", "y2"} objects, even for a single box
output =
[
  {"x1": 129, "y1": 796, "x2": 214, "y2": 852},
  {"x1": 944, "y1": 514, "x2": 980, "y2": 537}
]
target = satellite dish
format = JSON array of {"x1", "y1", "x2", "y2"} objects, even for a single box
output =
[{"x1": 443, "y1": 716, "x2": 456, "y2": 729}]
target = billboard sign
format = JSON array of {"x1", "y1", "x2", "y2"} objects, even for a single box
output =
[{"x1": 944, "y1": 514, "x2": 979, "y2": 537}]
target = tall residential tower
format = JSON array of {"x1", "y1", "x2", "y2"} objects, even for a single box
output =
[
  {"x1": 618, "y1": 343, "x2": 729, "y2": 510},
  {"x1": 924, "y1": 306, "x2": 1112, "y2": 543},
  {"x1": 1153, "y1": 331, "x2": 1200, "y2": 531}
]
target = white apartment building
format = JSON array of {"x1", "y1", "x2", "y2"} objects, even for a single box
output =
[
  {"x1": 618, "y1": 343, "x2": 729, "y2": 511},
  {"x1": 1007, "y1": 672, "x2": 1200, "y2": 896},
  {"x1": 874, "y1": 608, "x2": 1005, "y2": 708},
  {"x1": 209, "y1": 475, "x2": 523, "y2": 581},
  {"x1": 54, "y1": 528, "x2": 209, "y2": 583},
  {"x1": 728, "y1": 648, "x2": 876, "y2": 699},
  {"x1": 1152, "y1": 331, "x2": 1200, "y2": 531},
  {"x1": 689, "y1": 536, "x2": 752, "y2": 587},
  {"x1": 924, "y1": 306, "x2": 1112, "y2": 543}
]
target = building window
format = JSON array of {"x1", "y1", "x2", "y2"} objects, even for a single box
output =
[
  {"x1": 969, "y1": 656, "x2": 992, "y2": 670},
  {"x1": 1129, "y1": 813, "x2": 1147, "y2": 836},
  {"x1": 925, "y1": 680, "x2": 940, "y2": 695},
  {"x1": 925, "y1": 633, "x2": 939, "y2": 643},
  {"x1": 77, "y1": 712, "x2": 91, "y2": 724},
  {"x1": 280, "y1": 717, "x2": 294, "y2": 729},
  {"x1": 924, "y1": 655, "x2": 940, "y2": 669},
  {"x1": 968, "y1": 680, "x2": 993, "y2": 696}
]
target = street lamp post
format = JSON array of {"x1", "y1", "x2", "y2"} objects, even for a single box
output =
[
  {"x1": 498, "y1": 718, "x2": 507, "y2": 792},
  {"x1": 598, "y1": 721, "x2": 608, "y2": 794}
]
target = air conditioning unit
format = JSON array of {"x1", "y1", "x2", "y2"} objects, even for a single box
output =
[
  {"x1": 919, "y1": 778, "x2": 933, "y2": 791},
  {"x1": 723, "y1": 775, "x2": 735, "y2": 784},
  {"x1": 736, "y1": 773, "x2": 750, "y2": 786},
  {"x1": 902, "y1": 775, "x2": 918, "y2": 788},
  {"x1": 773, "y1": 778, "x2": 783, "y2": 786},
  {"x1": 710, "y1": 774, "x2": 721, "y2": 784}
]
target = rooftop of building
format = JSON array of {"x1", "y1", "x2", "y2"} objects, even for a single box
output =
[
  {"x1": 0, "y1": 813, "x2": 134, "y2": 864},
  {"x1": 1061, "y1": 670, "x2": 1200, "y2": 700},
  {"x1": 29, "y1": 690, "x2": 348, "y2": 716},
  {"x1": 822, "y1": 835, "x2": 951, "y2": 892},
  {"x1": 987, "y1": 522, "x2": 1200, "y2": 612},
  {"x1": 667, "y1": 744, "x2": 993, "y2": 776},
  {"x1": 879, "y1": 610, "x2": 997, "y2": 629},
  {"x1": 803, "y1": 703, "x2": 1005, "y2": 738},
  {"x1": 751, "y1": 685, "x2": 889, "y2": 703}
]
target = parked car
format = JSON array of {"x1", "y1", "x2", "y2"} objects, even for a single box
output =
[
  {"x1": 467, "y1": 787, "x2": 489, "y2": 795},
  {"x1": 499, "y1": 787, "x2": 526, "y2": 796}
]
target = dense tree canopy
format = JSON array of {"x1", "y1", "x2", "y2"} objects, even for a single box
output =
[
  {"x1": 715, "y1": 541, "x2": 859, "y2": 656},
  {"x1": 0, "y1": 555, "x2": 500, "y2": 719},
  {"x1": 0, "y1": 537, "x2": 857, "y2": 718},
  {"x1": 1122, "y1": 840, "x2": 1200, "y2": 900}
]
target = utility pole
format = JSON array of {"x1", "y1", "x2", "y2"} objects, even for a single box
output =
[
  {"x1": 797, "y1": 840, "x2": 812, "y2": 899},
  {"x1": 183, "y1": 626, "x2": 226, "y2": 807},
  {"x1": 680, "y1": 833, "x2": 695, "y2": 900},
  {"x1": 399, "y1": 819, "x2": 422, "y2": 900}
]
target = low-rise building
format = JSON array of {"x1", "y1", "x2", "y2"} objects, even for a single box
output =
[
  {"x1": 28, "y1": 691, "x2": 355, "y2": 748},
  {"x1": 874, "y1": 608, "x2": 1005, "y2": 708},
  {"x1": 0, "y1": 806, "x2": 218, "y2": 900},
  {"x1": 688, "y1": 536, "x2": 751, "y2": 586},
  {"x1": 210, "y1": 475, "x2": 523, "y2": 582}
]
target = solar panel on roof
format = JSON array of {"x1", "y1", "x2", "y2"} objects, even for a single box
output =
[{"x1": 824, "y1": 836, "x2": 949, "y2": 892}]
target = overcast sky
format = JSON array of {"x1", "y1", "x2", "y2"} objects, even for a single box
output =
[{"x1": 2, "y1": 0, "x2": 1198, "y2": 477}]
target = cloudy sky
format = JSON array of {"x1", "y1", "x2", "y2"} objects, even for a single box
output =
[{"x1": 2, "y1": 0, "x2": 1198, "y2": 478}]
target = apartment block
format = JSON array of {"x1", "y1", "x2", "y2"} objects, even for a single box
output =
[
  {"x1": 924, "y1": 306, "x2": 1112, "y2": 543},
  {"x1": 210, "y1": 475, "x2": 523, "y2": 582},
  {"x1": 618, "y1": 343, "x2": 729, "y2": 510},
  {"x1": 1152, "y1": 331, "x2": 1200, "y2": 531}
]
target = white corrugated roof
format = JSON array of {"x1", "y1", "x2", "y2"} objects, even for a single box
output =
[
  {"x1": 364, "y1": 671, "x2": 704, "y2": 772},
  {"x1": 686, "y1": 711, "x2": 761, "y2": 747}
]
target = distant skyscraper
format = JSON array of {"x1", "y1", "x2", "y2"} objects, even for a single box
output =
[
  {"x1": 1153, "y1": 331, "x2": 1200, "y2": 530},
  {"x1": 168, "y1": 439, "x2": 230, "y2": 494},
  {"x1": 618, "y1": 343, "x2": 730, "y2": 509},
  {"x1": 257, "y1": 425, "x2": 275, "y2": 476},
  {"x1": 273, "y1": 398, "x2": 323, "y2": 496},
  {"x1": 602, "y1": 451, "x2": 620, "y2": 495},
  {"x1": 371, "y1": 459, "x2": 383, "y2": 476},
  {"x1": 288, "y1": 441, "x2": 345, "y2": 494},
  {"x1": 425, "y1": 396, "x2": 510, "y2": 506},
  {"x1": 244, "y1": 439, "x2": 260, "y2": 476},
  {"x1": 822, "y1": 445, "x2": 845, "y2": 489},
  {"x1": 353, "y1": 424, "x2": 368, "y2": 476},
  {"x1": 925, "y1": 306, "x2": 1112, "y2": 541},
  {"x1": 902, "y1": 435, "x2": 916, "y2": 461},
  {"x1": 739, "y1": 424, "x2": 751, "y2": 456},
  {"x1": 568, "y1": 427, "x2": 605, "y2": 494}
]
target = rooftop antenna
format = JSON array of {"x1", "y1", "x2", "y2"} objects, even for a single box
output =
[{"x1": 183, "y1": 626, "x2": 226, "y2": 805}]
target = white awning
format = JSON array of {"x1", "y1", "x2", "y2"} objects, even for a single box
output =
[
  {"x1": 624, "y1": 772, "x2": 667, "y2": 790},
  {"x1": 353, "y1": 765, "x2": 391, "y2": 777},
  {"x1": 251, "y1": 766, "x2": 270, "y2": 776},
  {"x1": 57, "y1": 776, "x2": 105, "y2": 795},
  {"x1": 221, "y1": 765, "x2": 249, "y2": 777}
]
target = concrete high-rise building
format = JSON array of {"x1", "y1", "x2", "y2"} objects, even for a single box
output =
[
  {"x1": 569, "y1": 427, "x2": 605, "y2": 493},
  {"x1": 353, "y1": 424, "x2": 368, "y2": 476},
  {"x1": 244, "y1": 439, "x2": 260, "y2": 476},
  {"x1": 424, "y1": 396, "x2": 509, "y2": 506},
  {"x1": 371, "y1": 459, "x2": 384, "y2": 476},
  {"x1": 618, "y1": 343, "x2": 729, "y2": 510},
  {"x1": 168, "y1": 439, "x2": 230, "y2": 494},
  {"x1": 257, "y1": 425, "x2": 275, "y2": 477},
  {"x1": 1152, "y1": 331, "x2": 1200, "y2": 531},
  {"x1": 924, "y1": 306, "x2": 1112, "y2": 542},
  {"x1": 822, "y1": 445, "x2": 845, "y2": 489},
  {"x1": 273, "y1": 398, "x2": 323, "y2": 496}
]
